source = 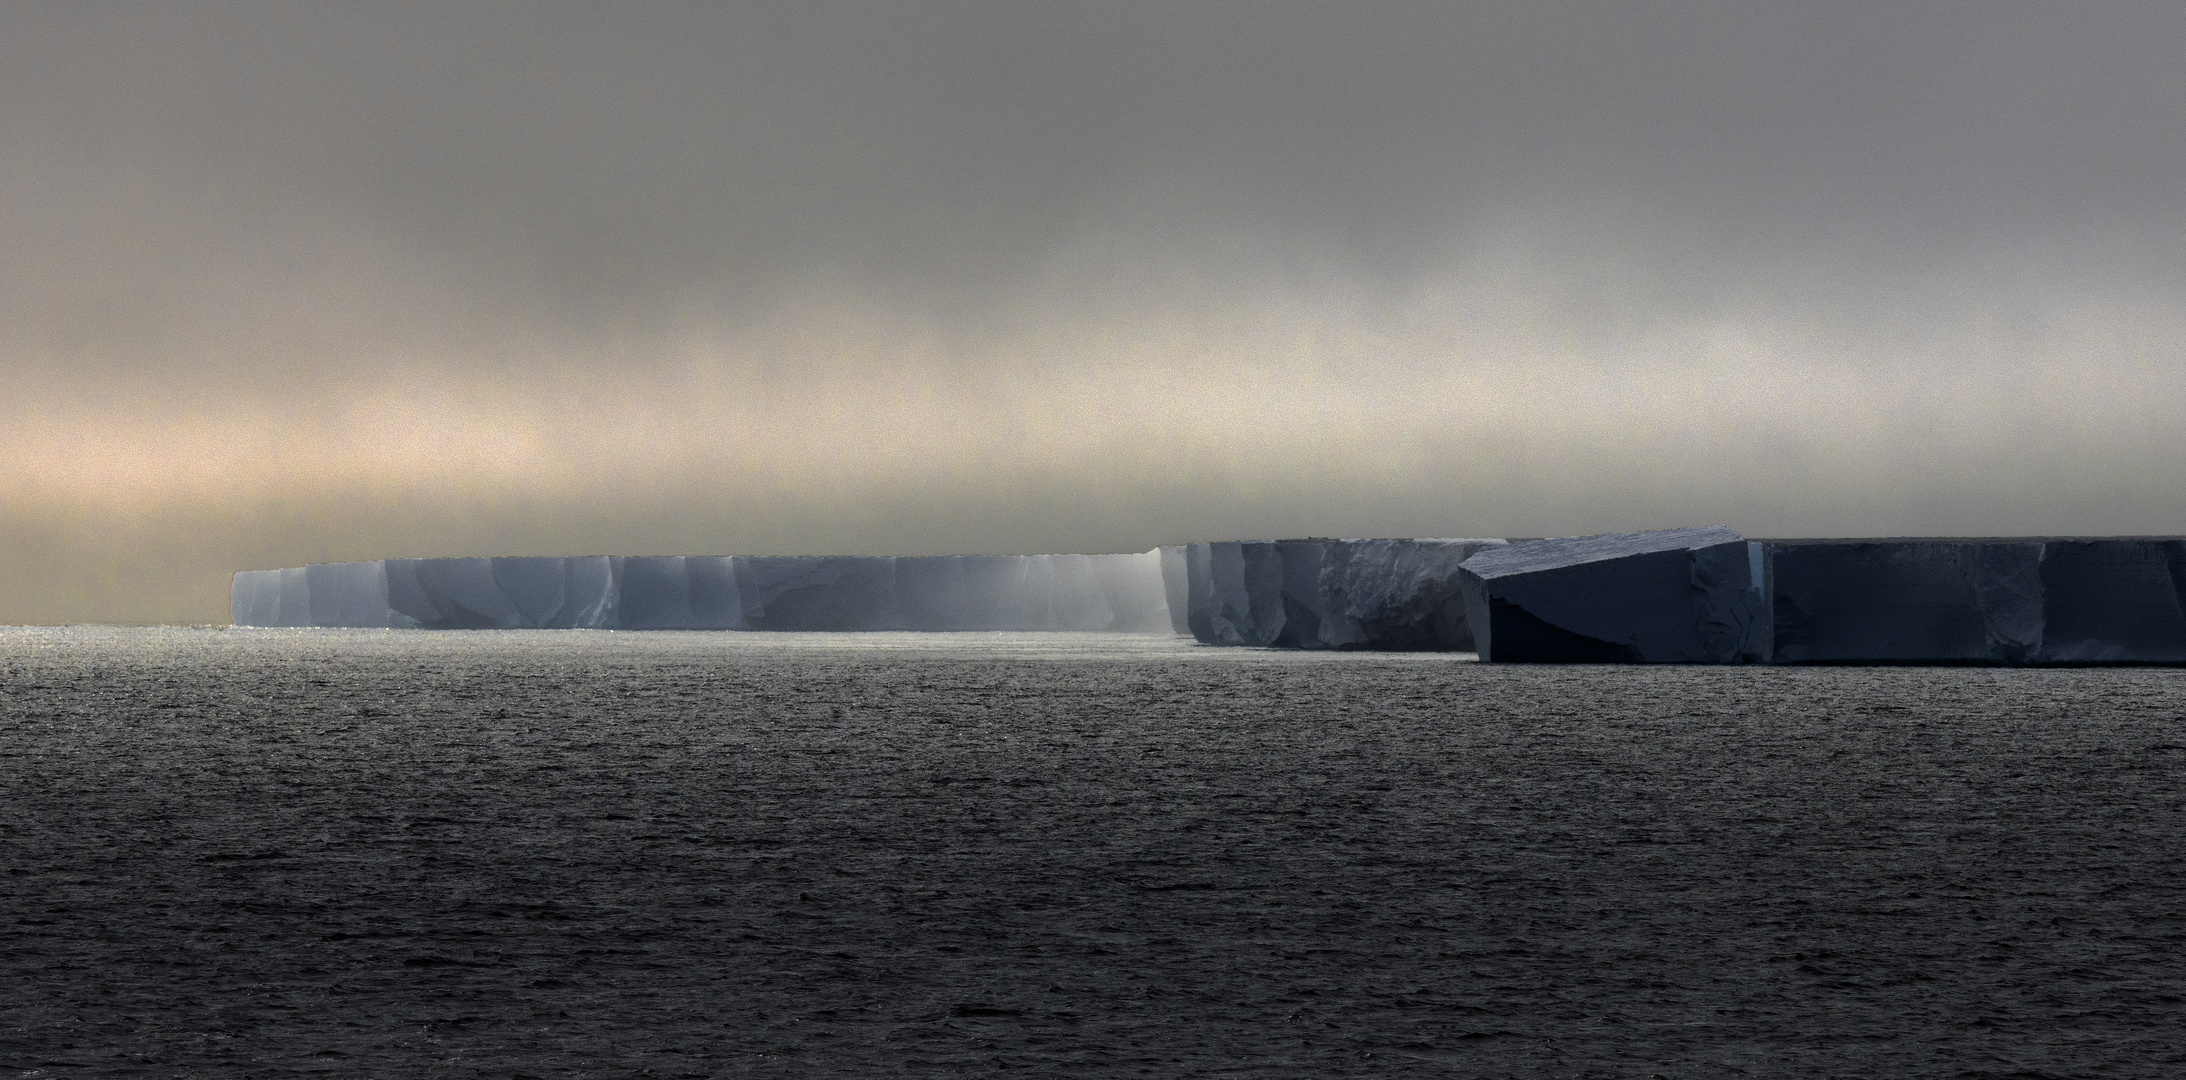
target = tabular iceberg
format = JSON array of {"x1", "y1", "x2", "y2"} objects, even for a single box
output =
[
  {"x1": 1457, "y1": 527, "x2": 1769, "y2": 663},
  {"x1": 234, "y1": 552, "x2": 1176, "y2": 633},
  {"x1": 1179, "y1": 538, "x2": 1508, "y2": 649},
  {"x1": 232, "y1": 532, "x2": 2186, "y2": 663},
  {"x1": 1769, "y1": 538, "x2": 2186, "y2": 664}
]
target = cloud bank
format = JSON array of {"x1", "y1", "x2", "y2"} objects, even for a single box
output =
[{"x1": 7, "y1": 2, "x2": 2186, "y2": 622}]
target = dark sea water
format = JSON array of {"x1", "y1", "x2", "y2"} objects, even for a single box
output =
[{"x1": 4, "y1": 627, "x2": 2185, "y2": 1078}]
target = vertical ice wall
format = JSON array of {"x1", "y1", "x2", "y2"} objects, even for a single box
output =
[
  {"x1": 1177, "y1": 538, "x2": 1508, "y2": 650},
  {"x1": 231, "y1": 536, "x2": 2186, "y2": 661},
  {"x1": 1769, "y1": 541, "x2": 2041, "y2": 663},
  {"x1": 233, "y1": 552, "x2": 1178, "y2": 632},
  {"x1": 1457, "y1": 527, "x2": 1769, "y2": 663},
  {"x1": 1444, "y1": 532, "x2": 2186, "y2": 664},
  {"x1": 1768, "y1": 538, "x2": 2186, "y2": 664}
]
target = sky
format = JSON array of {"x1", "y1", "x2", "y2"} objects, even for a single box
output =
[{"x1": 7, "y1": 1, "x2": 2186, "y2": 624}]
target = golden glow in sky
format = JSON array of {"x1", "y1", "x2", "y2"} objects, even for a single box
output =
[{"x1": 7, "y1": 4, "x2": 2186, "y2": 622}]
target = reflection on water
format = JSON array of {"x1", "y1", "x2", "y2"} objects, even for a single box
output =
[{"x1": 2, "y1": 628, "x2": 2182, "y2": 1075}]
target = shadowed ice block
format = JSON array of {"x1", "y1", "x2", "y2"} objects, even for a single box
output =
[
  {"x1": 1769, "y1": 540, "x2": 2039, "y2": 663},
  {"x1": 1768, "y1": 538, "x2": 2186, "y2": 664},
  {"x1": 2036, "y1": 540, "x2": 2186, "y2": 662},
  {"x1": 735, "y1": 557, "x2": 903, "y2": 630},
  {"x1": 1458, "y1": 527, "x2": 1768, "y2": 663},
  {"x1": 1179, "y1": 538, "x2": 1508, "y2": 649}
]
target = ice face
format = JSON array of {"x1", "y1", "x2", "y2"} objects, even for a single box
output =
[
  {"x1": 957, "y1": 556, "x2": 1044, "y2": 629},
  {"x1": 1090, "y1": 550, "x2": 1175, "y2": 634},
  {"x1": 1319, "y1": 539, "x2": 1508, "y2": 650},
  {"x1": 490, "y1": 558, "x2": 569, "y2": 627},
  {"x1": 1459, "y1": 527, "x2": 1767, "y2": 664},
  {"x1": 275, "y1": 566, "x2": 312, "y2": 627},
  {"x1": 1180, "y1": 541, "x2": 1289, "y2": 646},
  {"x1": 231, "y1": 551, "x2": 1179, "y2": 632},
  {"x1": 2036, "y1": 540, "x2": 2186, "y2": 662},
  {"x1": 230, "y1": 569, "x2": 282, "y2": 627},
  {"x1": 418, "y1": 558, "x2": 527, "y2": 628},
  {"x1": 614, "y1": 557, "x2": 697, "y2": 629},
  {"x1": 735, "y1": 557, "x2": 900, "y2": 630},
  {"x1": 1176, "y1": 538, "x2": 1508, "y2": 650},
  {"x1": 1770, "y1": 541, "x2": 2037, "y2": 663},
  {"x1": 382, "y1": 559, "x2": 434, "y2": 628},
  {"x1": 303, "y1": 560, "x2": 391, "y2": 628},
  {"x1": 1770, "y1": 538, "x2": 2186, "y2": 664},
  {"x1": 224, "y1": 538, "x2": 2186, "y2": 661},
  {"x1": 894, "y1": 556, "x2": 968, "y2": 627},
  {"x1": 1157, "y1": 546, "x2": 1191, "y2": 635},
  {"x1": 565, "y1": 556, "x2": 618, "y2": 627},
  {"x1": 684, "y1": 557, "x2": 744, "y2": 629}
]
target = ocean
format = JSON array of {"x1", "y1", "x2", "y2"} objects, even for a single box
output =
[{"x1": 4, "y1": 627, "x2": 2183, "y2": 1077}]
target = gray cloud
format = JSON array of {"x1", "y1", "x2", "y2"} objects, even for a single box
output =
[{"x1": 6, "y1": 2, "x2": 2186, "y2": 622}]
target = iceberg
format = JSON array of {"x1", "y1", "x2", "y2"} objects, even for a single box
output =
[
  {"x1": 1321, "y1": 539, "x2": 1513, "y2": 650},
  {"x1": 2035, "y1": 540, "x2": 2186, "y2": 663},
  {"x1": 735, "y1": 556, "x2": 905, "y2": 630},
  {"x1": 1768, "y1": 538, "x2": 2186, "y2": 664},
  {"x1": 614, "y1": 556, "x2": 699, "y2": 629},
  {"x1": 231, "y1": 534, "x2": 2186, "y2": 663},
  {"x1": 1457, "y1": 527, "x2": 1768, "y2": 663},
  {"x1": 232, "y1": 551, "x2": 1178, "y2": 633},
  {"x1": 405, "y1": 558, "x2": 524, "y2": 628},
  {"x1": 1769, "y1": 540, "x2": 2039, "y2": 663},
  {"x1": 1178, "y1": 538, "x2": 1508, "y2": 649},
  {"x1": 1158, "y1": 546, "x2": 1192, "y2": 635},
  {"x1": 230, "y1": 569, "x2": 281, "y2": 628}
]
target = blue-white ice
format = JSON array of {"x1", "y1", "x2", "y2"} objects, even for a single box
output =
[
  {"x1": 232, "y1": 533, "x2": 2186, "y2": 663},
  {"x1": 233, "y1": 552, "x2": 1177, "y2": 633}
]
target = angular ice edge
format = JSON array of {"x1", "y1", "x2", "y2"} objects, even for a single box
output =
[
  {"x1": 1767, "y1": 538, "x2": 2186, "y2": 664},
  {"x1": 1458, "y1": 527, "x2": 1768, "y2": 663},
  {"x1": 231, "y1": 551, "x2": 1178, "y2": 632},
  {"x1": 1179, "y1": 539, "x2": 1509, "y2": 649}
]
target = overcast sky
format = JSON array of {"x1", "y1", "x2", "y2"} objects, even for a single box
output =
[{"x1": 8, "y1": 1, "x2": 2186, "y2": 622}]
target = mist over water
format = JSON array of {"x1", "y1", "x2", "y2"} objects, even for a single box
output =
[{"x1": 6, "y1": 628, "x2": 2184, "y2": 1074}]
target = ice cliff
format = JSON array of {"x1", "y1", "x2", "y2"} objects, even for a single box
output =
[
  {"x1": 232, "y1": 532, "x2": 2186, "y2": 663},
  {"x1": 233, "y1": 553, "x2": 1176, "y2": 633},
  {"x1": 1448, "y1": 529, "x2": 2186, "y2": 664},
  {"x1": 1177, "y1": 539, "x2": 1509, "y2": 649},
  {"x1": 1457, "y1": 527, "x2": 1769, "y2": 663},
  {"x1": 1769, "y1": 538, "x2": 2186, "y2": 664}
]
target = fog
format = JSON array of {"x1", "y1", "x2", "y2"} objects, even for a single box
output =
[{"x1": 7, "y1": 2, "x2": 2185, "y2": 623}]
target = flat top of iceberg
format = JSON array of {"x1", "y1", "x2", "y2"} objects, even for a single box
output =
[{"x1": 1459, "y1": 526, "x2": 1745, "y2": 579}]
